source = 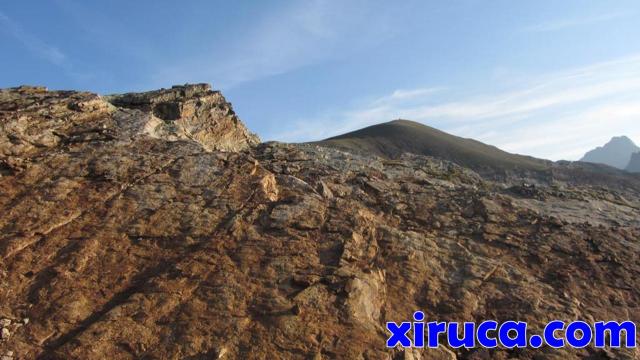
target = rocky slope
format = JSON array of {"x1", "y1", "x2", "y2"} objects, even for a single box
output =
[{"x1": 1, "y1": 84, "x2": 639, "y2": 359}]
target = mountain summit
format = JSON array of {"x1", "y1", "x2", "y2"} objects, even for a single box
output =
[
  {"x1": 316, "y1": 120, "x2": 548, "y2": 175},
  {"x1": 580, "y1": 135, "x2": 640, "y2": 169}
]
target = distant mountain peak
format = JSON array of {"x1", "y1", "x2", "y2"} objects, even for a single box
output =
[
  {"x1": 608, "y1": 135, "x2": 635, "y2": 145},
  {"x1": 580, "y1": 136, "x2": 640, "y2": 170}
]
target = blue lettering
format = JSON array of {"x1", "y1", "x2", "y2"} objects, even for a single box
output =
[
  {"x1": 477, "y1": 321, "x2": 498, "y2": 348},
  {"x1": 565, "y1": 321, "x2": 592, "y2": 348},
  {"x1": 386, "y1": 322, "x2": 412, "y2": 348},
  {"x1": 529, "y1": 334, "x2": 543, "y2": 348},
  {"x1": 544, "y1": 320, "x2": 565, "y2": 348},
  {"x1": 447, "y1": 322, "x2": 476, "y2": 348},
  {"x1": 427, "y1": 322, "x2": 446, "y2": 348},
  {"x1": 594, "y1": 321, "x2": 636, "y2": 348},
  {"x1": 413, "y1": 311, "x2": 425, "y2": 348},
  {"x1": 498, "y1": 321, "x2": 528, "y2": 348}
]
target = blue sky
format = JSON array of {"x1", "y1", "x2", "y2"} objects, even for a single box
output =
[{"x1": 2, "y1": 1, "x2": 640, "y2": 160}]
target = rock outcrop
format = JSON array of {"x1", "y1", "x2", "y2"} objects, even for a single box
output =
[
  {"x1": 107, "y1": 83, "x2": 259, "y2": 151},
  {"x1": 1, "y1": 85, "x2": 639, "y2": 359}
]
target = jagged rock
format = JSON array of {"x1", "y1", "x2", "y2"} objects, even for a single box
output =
[
  {"x1": 106, "y1": 84, "x2": 259, "y2": 151},
  {"x1": 256, "y1": 172, "x2": 279, "y2": 202},
  {"x1": 343, "y1": 269, "x2": 386, "y2": 329},
  {"x1": 317, "y1": 180, "x2": 334, "y2": 199},
  {"x1": 1, "y1": 328, "x2": 9, "y2": 340},
  {"x1": 0, "y1": 85, "x2": 639, "y2": 359},
  {"x1": 340, "y1": 231, "x2": 378, "y2": 265}
]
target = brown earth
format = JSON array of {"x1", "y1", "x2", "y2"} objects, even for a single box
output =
[{"x1": 0, "y1": 84, "x2": 639, "y2": 359}]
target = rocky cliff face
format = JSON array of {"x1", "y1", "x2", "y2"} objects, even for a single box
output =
[{"x1": 1, "y1": 85, "x2": 639, "y2": 359}]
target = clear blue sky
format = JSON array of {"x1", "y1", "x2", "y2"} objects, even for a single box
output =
[{"x1": 2, "y1": 1, "x2": 640, "y2": 160}]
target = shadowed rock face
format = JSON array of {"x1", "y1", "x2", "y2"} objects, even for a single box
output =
[
  {"x1": 626, "y1": 152, "x2": 640, "y2": 173},
  {"x1": 1, "y1": 85, "x2": 640, "y2": 359}
]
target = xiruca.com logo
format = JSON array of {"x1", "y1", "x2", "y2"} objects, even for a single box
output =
[{"x1": 387, "y1": 312, "x2": 637, "y2": 349}]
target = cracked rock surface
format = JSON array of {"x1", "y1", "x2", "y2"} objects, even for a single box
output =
[{"x1": 1, "y1": 85, "x2": 639, "y2": 359}]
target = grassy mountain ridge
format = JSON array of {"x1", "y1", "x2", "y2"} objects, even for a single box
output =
[
  {"x1": 317, "y1": 120, "x2": 549, "y2": 172},
  {"x1": 315, "y1": 119, "x2": 640, "y2": 192}
]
